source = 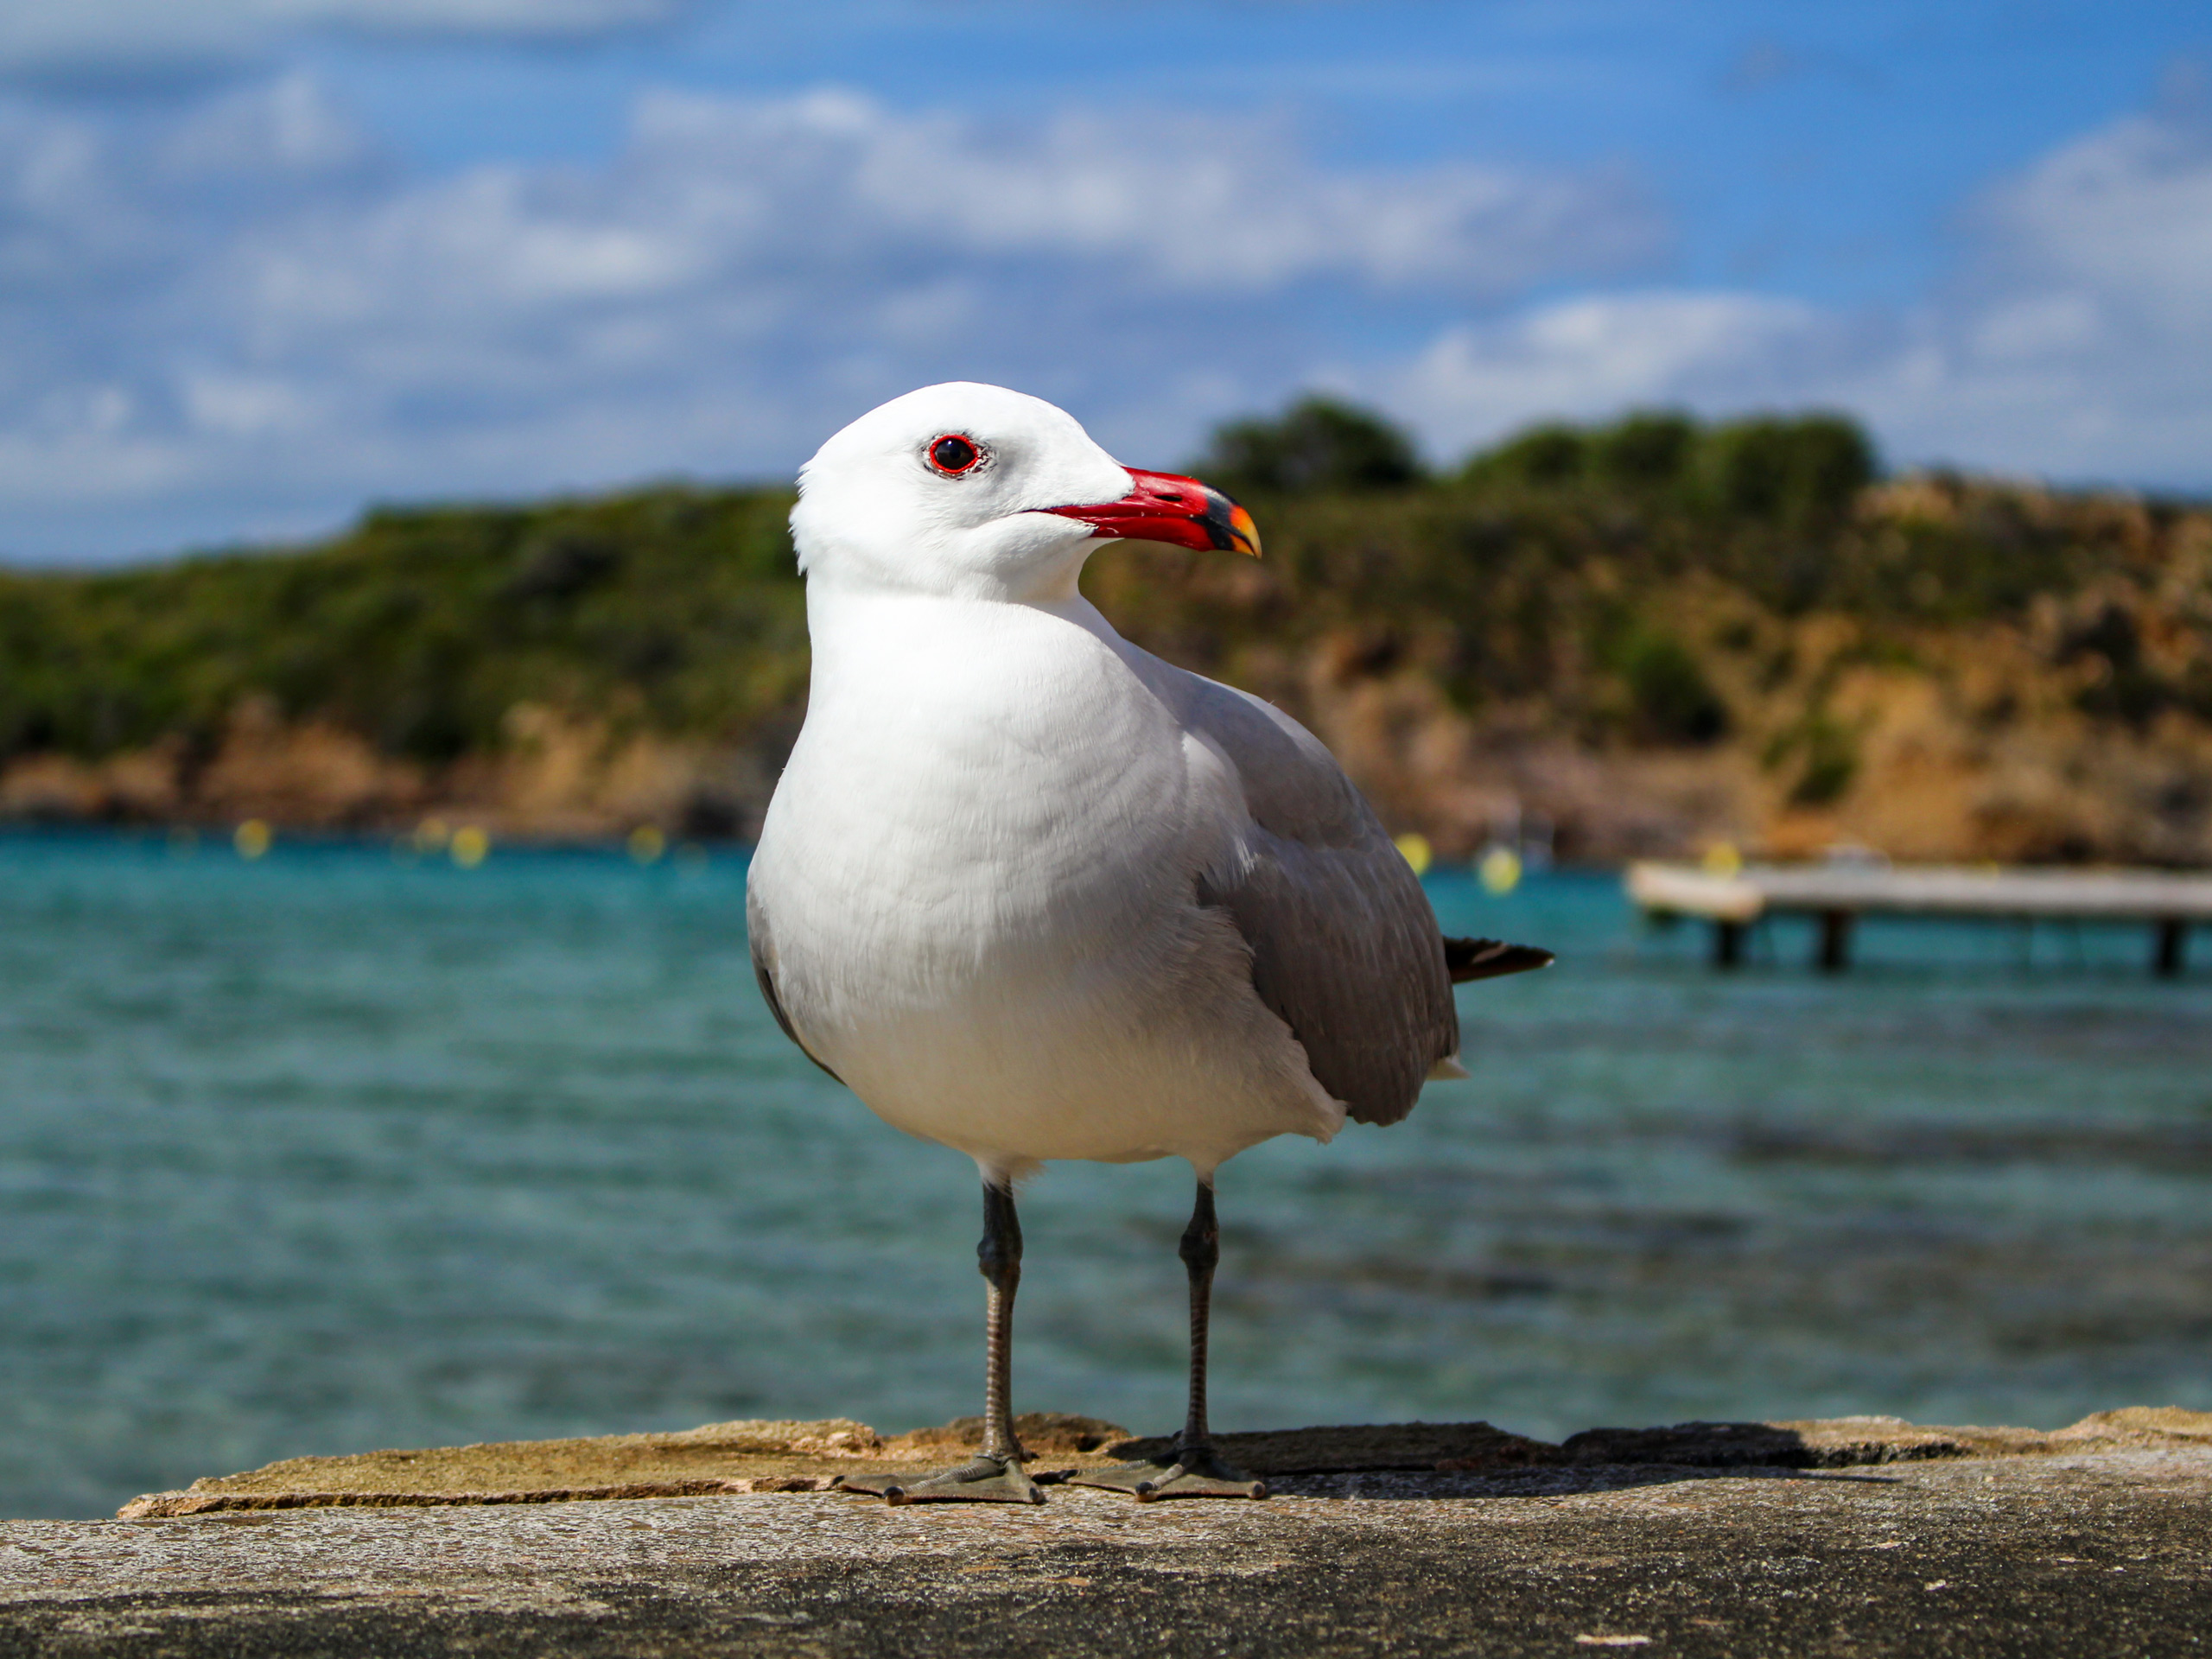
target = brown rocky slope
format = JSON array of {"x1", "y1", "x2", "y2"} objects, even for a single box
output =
[{"x1": 5, "y1": 420, "x2": 2210, "y2": 865}]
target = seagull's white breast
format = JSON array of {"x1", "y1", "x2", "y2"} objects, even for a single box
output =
[{"x1": 748, "y1": 588, "x2": 1342, "y2": 1176}]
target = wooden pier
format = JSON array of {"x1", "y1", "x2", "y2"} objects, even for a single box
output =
[{"x1": 1626, "y1": 861, "x2": 2212, "y2": 975}]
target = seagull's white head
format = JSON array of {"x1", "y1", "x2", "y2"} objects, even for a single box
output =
[{"x1": 791, "y1": 382, "x2": 1259, "y2": 602}]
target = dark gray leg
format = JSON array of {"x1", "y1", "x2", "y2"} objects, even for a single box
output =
[
  {"x1": 1179, "y1": 1180, "x2": 1221, "y2": 1456},
  {"x1": 1070, "y1": 1179, "x2": 1266, "y2": 1500},
  {"x1": 836, "y1": 1181, "x2": 1045, "y2": 1504},
  {"x1": 976, "y1": 1180, "x2": 1028, "y2": 1465}
]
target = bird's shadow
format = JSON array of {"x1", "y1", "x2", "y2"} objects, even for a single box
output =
[
  {"x1": 1065, "y1": 1421, "x2": 1924, "y2": 1503},
  {"x1": 1259, "y1": 1462, "x2": 1904, "y2": 1503}
]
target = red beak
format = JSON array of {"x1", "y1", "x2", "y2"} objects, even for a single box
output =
[{"x1": 1039, "y1": 468, "x2": 1262, "y2": 558}]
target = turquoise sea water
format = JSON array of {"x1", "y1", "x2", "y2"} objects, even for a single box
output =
[{"x1": 1, "y1": 830, "x2": 2207, "y2": 1518}]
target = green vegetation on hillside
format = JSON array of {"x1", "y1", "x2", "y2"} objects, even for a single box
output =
[
  {"x1": 1126, "y1": 400, "x2": 2210, "y2": 747},
  {"x1": 3, "y1": 397, "x2": 2209, "y2": 857},
  {"x1": 0, "y1": 489, "x2": 804, "y2": 766}
]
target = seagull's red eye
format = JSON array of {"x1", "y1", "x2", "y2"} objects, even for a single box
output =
[{"x1": 928, "y1": 435, "x2": 981, "y2": 475}]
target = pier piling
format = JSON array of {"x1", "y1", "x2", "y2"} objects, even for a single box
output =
[
  {"x1": 1713, "y1": 918, "x2": 1745, "y2": 969},
  {"x1": 2156, "y1": 918, "x2": 2188, "y2": 977},
  {"x1": 1817, "y1": 909, "x2": 1853, "y2": 973}
]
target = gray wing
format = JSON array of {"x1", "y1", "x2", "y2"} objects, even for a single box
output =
[
  {"x1": 746, "y1": 880, "x2": 845, "y2": 1086},
  {"x1": 1174, "y1": 674, "x2": 1457, "y2": 1127}
]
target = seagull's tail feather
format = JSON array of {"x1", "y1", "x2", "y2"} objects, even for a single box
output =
[{"x1": 1443, "y1": 937, "x2": 1555, "y2": 983}]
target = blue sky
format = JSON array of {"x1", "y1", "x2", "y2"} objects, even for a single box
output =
[{"x1": 3, "y1": 0, "x2": 2209, "y2": 562}]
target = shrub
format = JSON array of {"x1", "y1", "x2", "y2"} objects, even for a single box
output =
[
  {"x1": 1622, "y1": 632, "x2": 1731, "y2": 745},
  {"x1": 1700, "y1": 414, "x2": 1877, "y2": 526},
  {"x1": 1198, "y1": 397, "x2": 1425, "y2": 497}
]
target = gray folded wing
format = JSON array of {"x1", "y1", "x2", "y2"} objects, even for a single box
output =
[{"x1": 1173, "y1": 674, "x2": 1458, "y2": 1127}]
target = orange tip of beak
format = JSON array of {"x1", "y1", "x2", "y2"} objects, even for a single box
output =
[{"x1": 1228, "y1": 502, "x2": 1262, "y2": 558}]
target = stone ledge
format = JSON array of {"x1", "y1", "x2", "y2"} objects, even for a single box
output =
[
  {"x1": 3, "y1": 1434, "x2": 2208, "y2": 1657},
  {"x1": 115, "y1": 1405, "x2": 2212, "y2": 1518}
]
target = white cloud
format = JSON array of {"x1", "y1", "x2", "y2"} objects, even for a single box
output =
[
  {"x1": 0, "y1": 77, "x2": 1657, "y2": 557},
  {"x1": 607, "y1": 89, "x2": 1659, "y2": 298},
  {"x1": 1979, "y1": 107, "x2": 2212, "y2": 334},
  {"x1": 1389, "y1": 292, "x2": 1831, "y2": 446},
  {"x1": 0, "y1": 0, "x2": 681, "y2": 80},
  {"x1": 1382, "y1": 99, "x2": 2212, "y2": 485},
  {"x1": 8, "y1": 71, "x2": 2210, "y2": 563}
]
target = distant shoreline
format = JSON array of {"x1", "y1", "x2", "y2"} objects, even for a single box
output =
[{"x1": 6, "y1": 441, "x2": 2210, "y2": 866}]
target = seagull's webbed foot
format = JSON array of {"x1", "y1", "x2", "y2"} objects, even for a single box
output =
[
  {"x1": 836, "y1": 1452, "x2": 1046, "y2": 1505},
  {"x1": 1067, "y1": 1443, "x2": 1266, "y2": 1501}
]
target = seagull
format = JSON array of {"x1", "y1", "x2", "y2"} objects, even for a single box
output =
[{"x1": 747, "y1": 383, "x2": 1551, "y2": 1504}]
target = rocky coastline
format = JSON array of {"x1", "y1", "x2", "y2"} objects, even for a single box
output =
[{"x1": 6, "y1": 454, "x2": 2211, "y2": 867}]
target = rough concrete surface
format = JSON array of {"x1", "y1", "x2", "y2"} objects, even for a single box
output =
[{"x1": 5, "y1": 1416, "x2": 2208, "y2": 1656}]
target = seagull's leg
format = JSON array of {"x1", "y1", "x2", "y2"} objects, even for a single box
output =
[
  {"x1": 975, "y1": 1179, "x2": 1035, "y2": 1471},
  {"x1": 836, "y1": 1179, "x2": 1045, "y2": 1505},
  {"x1": 1165, "y1": 1180, "x2": 1267, "y2": 1491},
  {"x1": 1070, "y1": 1179, "x2": 1267, "y2": 1500}
]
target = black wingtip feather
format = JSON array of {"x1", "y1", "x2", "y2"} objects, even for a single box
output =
[{"x1": 1443, "y1": 936, "x2": 1555, "y2": 983}]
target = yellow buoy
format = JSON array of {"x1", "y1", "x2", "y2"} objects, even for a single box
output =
[
  {"x1": 450, "y1": 826, "x2": 490, "y2": 868},
  {"x1": 628, "y1": 824, "x2": 667, "y2": 864},
  {"x1": 1393, "y1": 832, "x2": 1433, "y2": 876},
  {"x1": 1478, "y1": 844, "x2": 1522, "y2": 894},
  {"x1": 233, "y1": 819, "x2": 272, "y2": 860},
  {"x1": 1700, "y1": 841, "x2": 1744, "y2": 878}
]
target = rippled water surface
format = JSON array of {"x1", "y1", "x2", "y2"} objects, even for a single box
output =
[{"x1": 2, "y1": 830, "x2": 2208, "y2": 1517}]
